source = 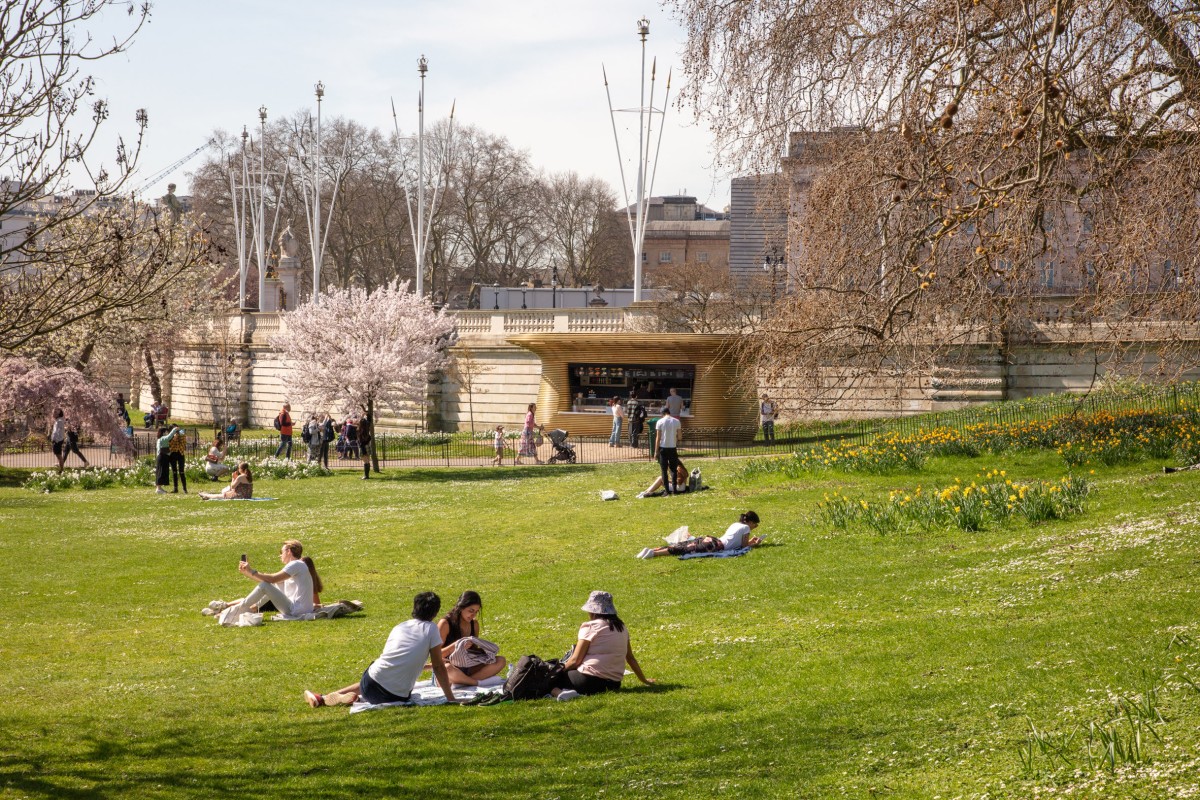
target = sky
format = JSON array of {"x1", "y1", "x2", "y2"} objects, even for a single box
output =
[{"x1": 82, "y1": 0, "x2": 735, "y2": 212}]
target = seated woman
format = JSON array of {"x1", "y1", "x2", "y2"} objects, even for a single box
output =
[
  {"x1": 636, "y1": 511, "x2": 763, "y2": 559},
  {"x1": 204, "y1": 439, "x2": 232, "y2": 481},
  {"x1": 550, "y1": 591, "x2": 653, "y2": 700},
  {"x1": 636, "y1": 463, "x2": 689, "y2": 498},
  {"x1": 199, "y1": 462, "x2": 253, "y2": 500},
  {"x1": 205, "y1": 539, "x2": 317, "y2": 620},
  {"x1": 436, "y1": 590, "x2": 507, "y2": 687}
]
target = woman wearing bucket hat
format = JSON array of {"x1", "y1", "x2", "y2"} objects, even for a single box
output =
[{"x1": 550, "y1": 591, "x2": 654, "y2": 700}]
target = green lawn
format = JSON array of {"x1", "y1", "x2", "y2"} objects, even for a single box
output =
[{"x1": 2, "y1": 452, "x2": 1199, "y2": 798}]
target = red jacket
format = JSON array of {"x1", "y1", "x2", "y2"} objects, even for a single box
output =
[{"x1": 277, "y1": 410, "x2": 293, "y2": 436}]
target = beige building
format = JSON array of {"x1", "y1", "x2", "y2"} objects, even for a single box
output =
[{"x1": 620, "y1": 195, "x2": 730, "y2": 283}]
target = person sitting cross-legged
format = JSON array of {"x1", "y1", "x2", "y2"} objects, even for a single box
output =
[{"x1": 304, "y1": 591, "x2": 460, "y2": 707}]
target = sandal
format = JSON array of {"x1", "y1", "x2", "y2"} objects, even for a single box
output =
[{"x1": 304, "y1": 690, "x2": 325, "y2": 708}]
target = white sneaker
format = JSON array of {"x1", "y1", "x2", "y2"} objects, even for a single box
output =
[
  {"x1": 155, "y1": 487, "x2": 166, "y2": 494},
  {"x1": 555, "y1": 690, "x2": 579, "y2": 702},
  {"x1": 207, "y1": 600, "x2": 229, "y2": 611},
  {"x1": 636, "y1": 492, "x2": 646, "y2": 499},
  {"x1": 637, "y1": 547, "x2": 653, "y2": 559}
]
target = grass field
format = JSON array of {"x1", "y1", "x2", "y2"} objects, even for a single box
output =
[{"x1": 3, "y1": 449, "x2": 1200, "y2": 799}]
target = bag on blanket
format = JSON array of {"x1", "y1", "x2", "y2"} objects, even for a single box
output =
[
  {"x1": 446, "y1": 636, "x2": 500, "y2": 669},
  {"x1": 504, "y1": 654, "x2": 563, "y2": 700}
]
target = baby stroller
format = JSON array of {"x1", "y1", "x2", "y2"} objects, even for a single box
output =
[{"x1": 546, "y1": 429, "x2": 577, "y2": 464}]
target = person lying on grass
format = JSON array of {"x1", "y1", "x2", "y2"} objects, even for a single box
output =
[
  {"x1": 198, "y1": 462, "x2": 253, "y2": 500},
  {"x1": 437, "y1": 590, "x2": 507, "y2": 687},
  {"x1": 549, "y1": 591, "x2": 654, "y2": 700},
  {"x1": 636, "y1": 510, "x2": 763, "y2": 559},
  {"x1": 305, "y1": 591, "x2": 460, "y2": 707},
  {"x1": 203, "y1": 539, "x2": 317, "y2": 619},
  {"x1": 636, "y1": 464, "x2": 689, "y2": 498}
]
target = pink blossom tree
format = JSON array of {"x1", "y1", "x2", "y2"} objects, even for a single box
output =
[
  {"x1": 271, "y1": 281, "x2": 456, "y2": 471},
  {"x1": 0, "y1": 358, "x2": 128, "y2": 448}
]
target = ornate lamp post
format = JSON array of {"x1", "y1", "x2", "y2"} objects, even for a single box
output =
[
  {"x1": 763, "y1": 247, "x2": 785, "y2": 304},
  {"x1": 493, "y1": 282, "x2": 500, "y2": 310},
  {"x1": 520, "y1": 287, "x2": 528, "y2": 310},
  {"x1": 551, "y1": 264, "x2": 559, "y2": 309}
]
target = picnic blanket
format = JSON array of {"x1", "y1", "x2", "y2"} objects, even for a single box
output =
[
  {"x1": 679, "y1": 546, "x2": 753, "y2": 560},
  {"x1": 201, "y1": 496, "x2": 277, "y2": 501},
  {"x1": 217, "y1": 599, "x2": 363, "y2": 626},
  {"x1": 349, "y1": 676, "x2": 507, "y2": 714}
]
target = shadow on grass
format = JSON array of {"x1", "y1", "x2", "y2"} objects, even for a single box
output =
[
  {"x1": 375, "y1": 465, "x2": 600, "y2": 484},
  {"x1": 0, "y1": 467, "x2": 32, "y2": 489}
]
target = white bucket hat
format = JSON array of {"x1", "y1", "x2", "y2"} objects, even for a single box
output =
[{"x1": 581, "y1": 590, "x2": 617, "y2": 616}]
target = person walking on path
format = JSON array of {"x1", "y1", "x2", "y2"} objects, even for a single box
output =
[
  {"x1": 516, "y1": 402, "x2": 544, "y2": 465},
  {"x1": 62, "y1": 416, "x2": 90, "y2": 469},
  {"x1": 608, "y1": 396, "x2": 625, "y2": 447},
  {"x1": 49, "y1": 409, "x2": 69, "y2": 473},
  {"x1": 319, "y1": 412, "x2": 335, "y2": 469},
  {"x1": 303, "y1": 591, "x2": 460, "y2": 708},
  {"x1": 273, "y1": 403, "x2": 294, "y2": 460},
  {"x1": 491, "y1": 425, "x2": 506, "y2": 466},
  {"x1": 357, "y1": 412, "x2": 374, "y2": 479},
  {"x1": 167, "y1": 426, "x2": 188, "y2": 494},
  {"x1": 760, "y1": 393, "x2": 777, "y2": 443},
  {"x1": 654, "y1": 406, "x2": 683, "y2": 495}
]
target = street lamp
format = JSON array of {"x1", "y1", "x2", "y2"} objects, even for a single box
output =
[
  {"x1": 520, "y1": 287, "x2": 528, "y2": 309},
  {"x1": 551, "y1": 264, "x2": 559, "y2": 309},
  {"x1": 493, "y1": 282, "x2": 500, "y2": 310},
  {"x1": 763, "y1": 247, "x2": 785, "y2": 303}
]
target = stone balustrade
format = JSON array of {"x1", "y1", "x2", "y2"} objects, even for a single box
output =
[{"x1": 453, "y1": 309, "x2": 626, "y2": 338}]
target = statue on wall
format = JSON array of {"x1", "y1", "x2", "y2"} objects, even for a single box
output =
[
  {"x1": 279, "y1": 221, "x2": 300, "y2": 259},
  {"x1": 278, "y1": 286, "x2": 287, "y2": 311}
]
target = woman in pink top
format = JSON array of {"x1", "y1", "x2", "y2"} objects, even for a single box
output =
[{"x1": 550, "y1": 591, "x2": 654, "y2": 699}]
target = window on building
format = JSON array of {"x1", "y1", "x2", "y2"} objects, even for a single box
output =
[
  {"x1": 641, "y1": 251, "x2": 647, "y2": 263},
  {"x1": 697, "y1": 251, "x2": 709, "y2": 263},
  {"x1": 659, "y1": 251, "x2": 672, "y2": 263}
]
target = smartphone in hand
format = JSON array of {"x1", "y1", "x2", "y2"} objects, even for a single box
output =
[{"x1": 240, "y1": 554, "x2": 247, "y2": 563}]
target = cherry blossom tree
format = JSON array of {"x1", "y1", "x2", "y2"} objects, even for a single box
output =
[
  {"x1": 0, "y1": 357, "x2": 127, "y2": 447},
  {"x1": 271, "y1": 281, "x2": 456, "y2": 471}
]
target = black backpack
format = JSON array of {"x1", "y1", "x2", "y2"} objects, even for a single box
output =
[
  {"x1": 632, "y1": 404, "x2": 647, "y2": 424},
  {"x1": 274, "y1": 414, "x2": 283, "y2": 431},
  {"x1": 503, "y1": 654, "x2": 563, "y2": 700}
]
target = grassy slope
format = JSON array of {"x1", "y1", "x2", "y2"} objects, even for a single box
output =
[{"x1": 2, "y1": 454, "x2": 1199, "y2": 799}]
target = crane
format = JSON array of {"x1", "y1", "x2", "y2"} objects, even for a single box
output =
[{"x1": 132, "y1": 139, "x2": 215, "y2": 196}]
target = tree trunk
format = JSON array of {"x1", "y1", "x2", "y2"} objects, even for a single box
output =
[
  {"x1": 74, "y1": 341, "x2": 95, "y2": 373},
  {"x1": 367, "y1": 395, "x2": 380, "y2": 474},
  {"x1": 144, "y1": 348, "x2": 162, "y2": 405}
]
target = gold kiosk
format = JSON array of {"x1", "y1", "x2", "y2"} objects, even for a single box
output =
[{"x1": 507, "y1": 333, "x2": 758, "y2": 438}]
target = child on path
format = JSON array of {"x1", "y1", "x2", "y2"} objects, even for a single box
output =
[{"x1": 491, "y1": 425, "x2": 506, "y2": 466}]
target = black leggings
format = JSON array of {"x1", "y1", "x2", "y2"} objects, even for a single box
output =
[
  {"x1": 551, "y1": 669, "x2": 622, "y2": 696},
  {"x1": 169, "y1": 452, "x2": 187, "y2": 492},
  {"x1": 658, "y1": 447, "x2": 682, "y2": 493}
]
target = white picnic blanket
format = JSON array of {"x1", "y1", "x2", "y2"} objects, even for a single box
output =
[{"x1": 348, "y1": 676, "x2": 507, "y2": 714}]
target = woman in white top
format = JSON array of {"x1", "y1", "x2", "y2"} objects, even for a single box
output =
[
  {"x1": 608, "y1": 397, "x2": 625, "y2": 447},
  {"x1": 637, "y1": 511, "x2": 763, "y2": 559},
  {"x1": 206, "y1": 539, "x2": 316, "y2": 619},
  {"x1": 550, "y1": 591, "x2": 653, "y2": 699},
  {"x1": 49, "y1": 408, "x2": 68, "y2": 473}
]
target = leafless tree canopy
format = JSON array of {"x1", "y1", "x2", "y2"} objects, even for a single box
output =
[
  {"x1": 672, "y1": 0, "x2": 1200, "y2": 396},
  {"x1": 0, "y1": 0, "x2": 167, "y2": 352},
  {"x1": 190, "y1": 118, "x2": 630, "y2": 306}
]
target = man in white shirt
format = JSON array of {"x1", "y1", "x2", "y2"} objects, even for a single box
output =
[
  {"x1": 654, "y1": 407, "x2": 683, "y2": 495},
  {"x1": 304, "y1": 592, "x2": 459, "y2": 707},
  {"x1": 219, "y1": 539, "x2": 314, "y2": 620}
]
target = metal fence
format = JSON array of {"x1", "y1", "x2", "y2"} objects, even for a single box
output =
[{"x1": 5, "y1": 385, "x2": 1197, "y2": 471}]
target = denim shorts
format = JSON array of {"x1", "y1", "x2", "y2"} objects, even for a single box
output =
[{"x1": 359, "y1": 668, "x2": 411, "y2": 704}]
